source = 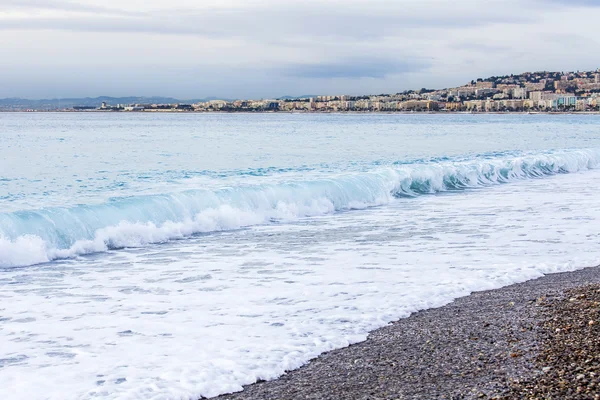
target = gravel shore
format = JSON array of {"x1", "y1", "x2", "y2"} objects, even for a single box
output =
[
  {"x1": 505, "y1": 283, "x2": 600, "y2": 399},
  {"x1": 212, "y1": 266, "x2": 600, "y2": 400}
]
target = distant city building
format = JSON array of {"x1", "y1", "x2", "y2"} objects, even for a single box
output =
[
  {"x1": 475, "y1": 81, "x2": 494, "y2": 89},
  {"x1": 512, "y1": 88, "x2": 528, "y2": 99},
  {"x1": 124, "y1": 106, "x2": 144, "y2": 112},
  {"x1": 529, "y1": 91, "x2": 543, "y2": 101}
]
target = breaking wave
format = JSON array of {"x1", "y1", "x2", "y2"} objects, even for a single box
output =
[{"x1": 1, "y1": 149, "x2": 599, "y2": 268}]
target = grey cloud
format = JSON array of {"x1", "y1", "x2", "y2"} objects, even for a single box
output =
[
  {"x1": 449, "y1": 43, "x2": 511, "y2": 52},
  {"x1": 283, "y1": 58, "x2": 429, "y2": 79},
  {"x1": 0, "y1": 1, "x2": 533, "y2": 40},
  {"x1": 0, "y1": 16, "x2": 215, "y2": 36},
  {"x1": 542, "y1": 0, "x2": 600, "y2": 6},
  {"x1": 1, "y1": 0, "x2": 598, "y2": 99},
  {"x1": 1, "y1": 0, "x2": 142, "y2": 16}
]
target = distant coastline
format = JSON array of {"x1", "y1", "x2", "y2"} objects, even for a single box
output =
[
  {"x1": 2, "y1": 110, "x2": 600, "y2": 115},
  {"x1": 3, "y1": 68, "x2": 600, "y2": 113}
]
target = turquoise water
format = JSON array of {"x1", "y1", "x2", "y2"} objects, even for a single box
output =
[
  {"x1": 1, "y1": 113, "x2": 600, "y2": 399},
  {"x1": 2, "y1": 113, "x2": 598, "y2": 211},
  {"x1": 2, "y1": 113, "x2": 600, "y2": 266}
]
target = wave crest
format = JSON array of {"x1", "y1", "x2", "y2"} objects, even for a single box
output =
[{"x1": 1, "y1": 149, "x2": 598, "y2": 268}]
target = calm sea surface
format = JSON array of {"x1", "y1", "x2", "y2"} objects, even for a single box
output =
[{"x1": 2, "y1": 113, "x2": 600, "y2": 399}]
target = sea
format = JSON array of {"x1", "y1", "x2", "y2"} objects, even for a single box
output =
[{"x1": 1, "y1": 112, "x2": 600, "y2": 400}]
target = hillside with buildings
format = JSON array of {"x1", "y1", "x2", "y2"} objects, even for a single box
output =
[
  {"x1": 3, "y1": 69, "x2": 600, "y2": 112},
  {"x1": 262, "y1": 69, "x2": 600, "y2": 113}
]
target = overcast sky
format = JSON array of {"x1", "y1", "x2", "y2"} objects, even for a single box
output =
[{"x1": 1, "y1": 0, "x2": 600, "y2": 99}]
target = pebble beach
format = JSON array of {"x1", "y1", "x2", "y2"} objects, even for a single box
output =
[{"x1": 215, "y1": 266, "x2": 600, "y2": 399}]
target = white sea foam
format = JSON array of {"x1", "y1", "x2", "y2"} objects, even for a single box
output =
[{"x1": 0, "y1": 235, "x2": 50, "y2": 267}]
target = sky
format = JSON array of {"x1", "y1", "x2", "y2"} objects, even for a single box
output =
[{"x1": 1, "y1": 0, "x2": 600, "y2": 99}]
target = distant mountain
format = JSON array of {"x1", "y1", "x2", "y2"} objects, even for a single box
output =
[
  {"x1": 277, "y1": 95, "x2": 318, "y2": 100},
  {"x1": 0, "y1": 96, "x2": 233, "y2": 110}
]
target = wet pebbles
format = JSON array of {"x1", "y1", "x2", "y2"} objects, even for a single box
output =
[{"x1": 505, "y1": 284, "x2": 600, "y2": 399}]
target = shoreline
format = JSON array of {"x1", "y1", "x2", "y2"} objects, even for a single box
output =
[
  {"x1": 212, "y1": 265, "x2": 600, "y2": 399},
  {"x1": 1, "y1": 110, "x2": 600, "y2": 115}
]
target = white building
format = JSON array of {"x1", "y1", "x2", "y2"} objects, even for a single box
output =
[{"x1": 512, "y1": 88, "x2": 528, "y2": 99}]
